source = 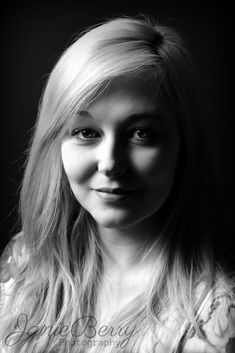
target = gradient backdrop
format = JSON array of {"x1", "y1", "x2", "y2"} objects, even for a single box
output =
[{"x1": 1, "y1": 2, "x2": 234, "y2": 266}]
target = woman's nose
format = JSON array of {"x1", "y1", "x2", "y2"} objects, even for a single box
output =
[{"x1": 97, "y1": 136, "x2": 126, "y2": 177}]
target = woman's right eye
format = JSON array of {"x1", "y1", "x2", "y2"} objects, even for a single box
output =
[{"x1": 71, "y1": 128, "x2": 100, "y2": 141}]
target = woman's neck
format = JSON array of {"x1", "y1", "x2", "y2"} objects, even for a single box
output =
[
  {"x1": 97, "y1": 214, "x2": 162, "y2": 271},
  {"x1": 94, "y1": 216, "x2": 164, "y2": 325}
]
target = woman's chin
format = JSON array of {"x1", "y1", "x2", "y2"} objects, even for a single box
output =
[{"x1": 90, "y1": 210, "x2": 138, "y2": 229}]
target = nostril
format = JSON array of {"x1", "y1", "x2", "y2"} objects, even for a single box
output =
[{"x1": 98, "y1": 159, "x2": 126, "y2": 176}]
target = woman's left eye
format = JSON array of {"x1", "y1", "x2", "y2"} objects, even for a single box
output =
[
  {"x1": 71, "y1": 128, "x2": 100, "y2": 140},
  {"x1": 129, "y1": 128, "x2": 154, "y2": 140}
]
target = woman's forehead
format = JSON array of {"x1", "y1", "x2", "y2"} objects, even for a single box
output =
[{"x1": 83, "y1": 74, "x2": 177, "y2": 123}]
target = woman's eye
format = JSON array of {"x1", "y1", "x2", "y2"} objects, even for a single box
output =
[
  {"x1": 129, "y1": 128, "x2": 154, "y2": 140},
  {"x1": 71, "y1": 128, "x2": 100, "y2": 140}
]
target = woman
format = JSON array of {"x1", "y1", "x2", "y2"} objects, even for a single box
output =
[{"x1": 0, "y1": 16, "x2": 234, "y2": 353}]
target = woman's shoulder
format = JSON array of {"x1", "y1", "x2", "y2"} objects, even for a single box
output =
[
  {"x1": 0, "y1": 232, "x2": 26, "y2": 282},
  {"x1": 182, "y1": 272, "x2": 235, "y2": 353},
  {"x1": 0, "y1": 232, "x2": 26, "y2": 313}
]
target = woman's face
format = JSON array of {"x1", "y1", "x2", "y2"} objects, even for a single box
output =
[{"x1": 61, "y1": 74, "x2": 180, "y2": 230}]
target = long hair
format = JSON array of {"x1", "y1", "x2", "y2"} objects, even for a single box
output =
[{"x1": 0, "y1": 16, "x2": 230, "y2": 352}]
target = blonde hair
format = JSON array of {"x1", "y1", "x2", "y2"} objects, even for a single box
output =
[{"x1": 0, "y1": 15, "x2": 228, "y2": 352}]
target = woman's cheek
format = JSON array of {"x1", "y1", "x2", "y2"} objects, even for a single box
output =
[
  {"x1": 131, "y1": 141, "x2": 179, "y2": 185},
  {"x1": 61, "y1": 142, "x2": 95, "y2": 183},
  {"x1": 131, "y1": 147, "x2": 162, "y2": 174}
]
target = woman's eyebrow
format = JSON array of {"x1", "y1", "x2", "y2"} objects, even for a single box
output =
[
  {"x1": 77, "y1": 110, "x2": 93, "y2": 118},
  {"x1": 122, "y1": 112, "x2": 162, "y2": 122},
  {"x1": 77, "y1": 110, "x2": 162, "y2": 122}
]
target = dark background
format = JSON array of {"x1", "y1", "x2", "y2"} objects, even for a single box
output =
[{"x1": 1, "y1": 3, "x2": 234, "y2": 259}]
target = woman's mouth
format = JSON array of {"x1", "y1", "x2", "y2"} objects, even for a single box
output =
[{"x1": 92, "y1": 188, "x2": 138, "y2": 201}]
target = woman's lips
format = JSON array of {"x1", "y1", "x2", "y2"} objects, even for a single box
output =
[{"x1": 93, "y1": 188, "x2": 138, "y2": 201}]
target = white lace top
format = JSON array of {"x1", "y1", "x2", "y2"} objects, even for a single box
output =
[{"x1": 0, "y1": 234, "x2": 235, "y2": 353}]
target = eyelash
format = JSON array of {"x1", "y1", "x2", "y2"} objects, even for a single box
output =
[
  {"x1": 128, "y1": 128, "x2": 154, "y2": 139},
  {"x1": 71, "y1": 128, "x2": 155, "y2": 143},
  {"x1": 71, "y1": 128, "x2": 99, "y2": 139}
]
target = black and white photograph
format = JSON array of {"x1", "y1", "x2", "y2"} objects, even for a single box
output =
[{"x1": 0, "y1": 3, "x2": 234, "y2": 352}]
